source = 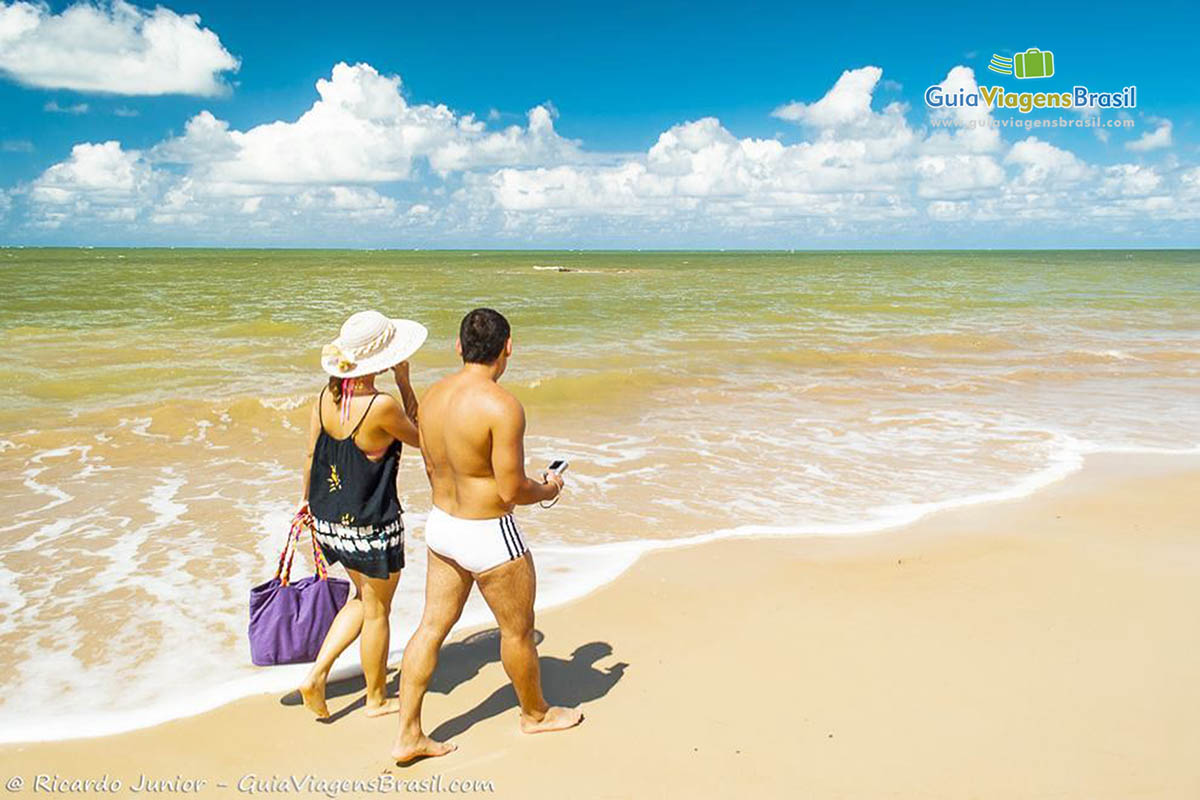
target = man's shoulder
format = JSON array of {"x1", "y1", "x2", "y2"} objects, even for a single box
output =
[
  {"x1": 471, "y1": 380, "x2": 522, "y2": 418},
  {"x1": 423, "y1": 375, "x2": 451, "y2": 398},
  {"x1": 425, "y1": 375, "x2": 521, "y2": 418}
]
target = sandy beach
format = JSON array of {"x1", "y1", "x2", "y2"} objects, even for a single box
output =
[{"x1": 2, "y1": 451, "x2": 1197, "y2": 798}]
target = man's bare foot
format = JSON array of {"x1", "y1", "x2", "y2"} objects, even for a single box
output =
[
  {"x1": 298, "y1": 676, "x2": 329, "y2": 719},
  {"x1": 364, "y1": 697, "x2": 402, "y2": 718},
  {"x1": 519, "y1": 705, "x2": 583, "y2": 734},
  {"x1": 391, "y1": 734, "x2": 456, "y2": 765}
]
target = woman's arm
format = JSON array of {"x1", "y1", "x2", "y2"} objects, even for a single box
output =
[
  {"x1": 378, "y1": 397, "x2": 420, "y2": 448},
  {"x1": 301, "y1": 396, "x2": 321, "y2": 505},
  {"x1": 393, "y1": 362, "x2": 419, "y2": 425},
  {"x1": 375, "y1": 362, "x2": 420, "y2": 448}
]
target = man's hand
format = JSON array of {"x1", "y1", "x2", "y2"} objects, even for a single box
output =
[{"x1": 541, "y1": 470, "x2": 565, "y2": 499}]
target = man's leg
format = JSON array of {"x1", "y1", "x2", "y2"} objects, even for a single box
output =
[
  {"x1": 475, "y1": 552, "x2": 583, "y2": 734},
  {"x1": 391, "y1": 549, "x2": 473, "y2": 762}
]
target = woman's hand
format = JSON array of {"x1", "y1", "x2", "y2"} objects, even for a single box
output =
[{"x1": 392, "y1": 361, "x2": 411, "y2": 386}]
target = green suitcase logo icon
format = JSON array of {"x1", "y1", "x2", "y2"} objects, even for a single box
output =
[{"x1": 1013, "y1": 48, "x2": 1054, "y2": 79}]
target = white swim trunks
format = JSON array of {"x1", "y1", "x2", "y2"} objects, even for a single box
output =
[{"x1": 424, "y1": 505, "x2": 529, "y2": 574}]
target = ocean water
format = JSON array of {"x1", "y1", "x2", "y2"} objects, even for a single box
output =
[{"x1": 1, "y1": 248, "x2": 1198, "y2": 741}]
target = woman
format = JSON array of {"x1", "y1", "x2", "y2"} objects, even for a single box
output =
[{"x1": 297, "y1": 309, "x2": 427, "y2": 718}]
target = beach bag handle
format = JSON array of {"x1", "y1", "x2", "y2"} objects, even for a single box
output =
[{"x1": 275, "y1": 506, "x2": 331, "y2": 586}]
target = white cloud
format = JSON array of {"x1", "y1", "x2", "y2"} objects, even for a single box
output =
[
  {"x1": 1097, "y1": 164, "x2": 1162, "y2": 197},
  {"x1": 480, "y1": 66, "x2": 939, "y2": 221},
  {"x1": 1005, "y1": 137, "x2": 1093, "y2": 186},
  {"x1": 772, "y1": 67, "x2": 885, "y2": 129},
  {"x1": 913, "y1": 154, "x2": 1005, "y2": 199},
  {"x1": 473, "y1": 67, "x2": 929, "y2": 227},
  {"x1": 147, "y1": 178, "x2": 400, "y2": 232},
  {"x1": 1125, "y1": 120, "x2": 1172, "y2": 152},
  {"x1": 921, "y1": 65, "x2": 1001, "y2": 155},
  {"x1": 0, "y1": 0, "x2": 238, "y2": 96},
  {"x1": 429, "y1": 104, "x2": 582, "y2": 173},
  {"x1": 44, "y1": 99, "x2": 88, "y2": 114},
  {"x1": 925, "y1": 200, "x2": 970, "y2": 221},
  {"x1": 1181, "y1": 167, "x2": 1200, "y2": 198},
  {"x1": 465, "y1": 65, "x2": 1198, "y2": 238},
  {"x1": 16, "y1": 63, "x2": 585, "y2": 236},
  {"x1": 480, "y1": 118, "x2": 896, "y2": 220},
  {"x1": 28, "y1": 140, "x2": 156, "y2": 226},
  {"x1": 7, "y1": 61, "x2": 1199, "y2": 243},
  {"x1": 153, "y1": 63, "x2": 582, "y2": 186}
]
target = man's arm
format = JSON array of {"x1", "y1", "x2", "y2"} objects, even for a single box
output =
[{"x1": 490, "y1": 394, "x2": 561, "y2": 506}]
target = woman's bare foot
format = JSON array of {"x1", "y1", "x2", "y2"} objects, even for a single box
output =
[
  {"x1": 298, "y1": 675, "x2": 329, "y2": 719},
  {"x1": 519, "y1": 705, "x2": 583, "y2": 734},
  {"x1": 391, "y1": 734, "x2": 456, "y2": 765},
  {"x1": 364, "y1": 697, "x2": 402, "y2": 718}
]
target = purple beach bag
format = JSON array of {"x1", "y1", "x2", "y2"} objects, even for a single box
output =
[{"x1": 248, "y1": 508, "x2": 350, "y2": 666}]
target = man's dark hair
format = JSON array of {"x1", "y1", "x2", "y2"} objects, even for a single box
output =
[{"x1": 459, "y1": 308, "x2": 511, "y2": 364}]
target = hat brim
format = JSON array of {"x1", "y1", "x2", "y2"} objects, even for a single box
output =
[{"x1": 321, "y1": 319, "x2": 428, "y2": 378}]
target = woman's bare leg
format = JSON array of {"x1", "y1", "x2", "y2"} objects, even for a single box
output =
[
  {"x1": 359, "y1": 568, "x2": 402, "y2": 716},
  {"x1": 299, "y1": 571, "x2": 366, "y2": 718}
]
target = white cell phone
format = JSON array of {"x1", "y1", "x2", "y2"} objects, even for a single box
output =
[{"x1": 546, "y1": 459, "x2": 569, "y2": 475}]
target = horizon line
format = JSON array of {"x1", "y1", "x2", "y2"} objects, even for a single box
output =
[{"x1": 2, "y1": 246, "x2": 1198, "y2": 253}]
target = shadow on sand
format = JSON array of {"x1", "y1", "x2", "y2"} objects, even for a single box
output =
[
  {"x1": 279, "y1": 629, "x2": 626, "y2": 730},
  {"x1": 430, "y1": 639, "x2": 627, "y2": 740}
]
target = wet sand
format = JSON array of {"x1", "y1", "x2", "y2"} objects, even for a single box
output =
[{"x1": 3, "y1": 452, "x2": 1198, "y2": 799}]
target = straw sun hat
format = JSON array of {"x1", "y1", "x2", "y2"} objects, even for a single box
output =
[{"x1": 321, "y1": 310, "x2": 428, "y2": 379}]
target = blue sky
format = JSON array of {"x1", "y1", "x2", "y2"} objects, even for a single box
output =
[{"x1": 0, "y1": 0, "x2": 1197, "y2": 247}]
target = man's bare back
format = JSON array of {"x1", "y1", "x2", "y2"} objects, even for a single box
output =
[
  {"x1": 419, "y1": 343, "x2": 564, "y2": 518},
  {"x1": 419, "y1": 370, "x2": 523, "y2": 519}
]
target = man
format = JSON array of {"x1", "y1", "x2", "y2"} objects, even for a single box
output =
[{"x1": 391, "y1": 308, "x2": 583, "y2": 763}]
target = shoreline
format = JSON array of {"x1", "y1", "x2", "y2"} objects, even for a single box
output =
[
  {"x1": 3, "y1": 444, "x2": 1197, "y2": 744},
  {"x1": 3, "y1": 451, "x2": 1199, "y2": 798}
]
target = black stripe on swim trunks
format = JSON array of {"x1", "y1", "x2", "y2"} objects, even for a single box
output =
[
  {"x1": 504, "y1": 515, "x2": 520, "y2": 559},
  {"x1": 499, "y1": 516, "x2": 515, "y2": 559},
  {"x1": 507, "y1": 515, "x2": 525, "y2": 554},
  {"x1": 501, "y1": 515, "x2": 523, "y2": 559}
]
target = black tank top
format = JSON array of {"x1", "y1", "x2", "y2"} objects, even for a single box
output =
[{"x1": 307, "y1": 390, "x2": 402, "y2": 528}]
